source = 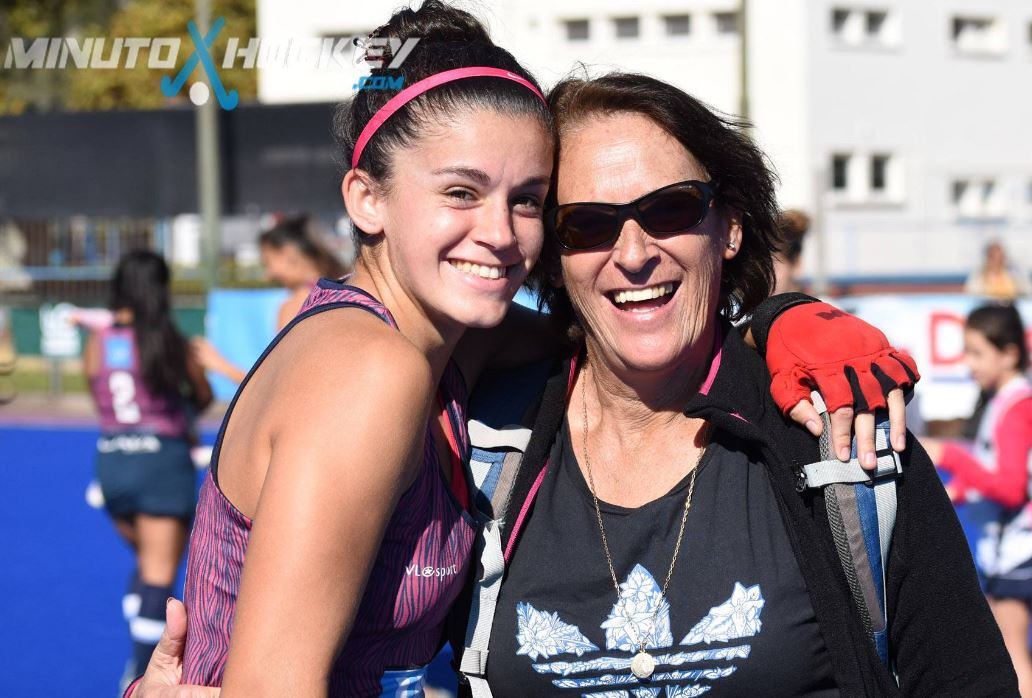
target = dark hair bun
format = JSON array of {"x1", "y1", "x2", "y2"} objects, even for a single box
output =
[{"x1": 363, "y1": 0, "x2": 491, "y2": 67}]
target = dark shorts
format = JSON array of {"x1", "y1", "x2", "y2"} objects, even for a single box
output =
[
  {"x1": 95, "y1": 435, "x2": 195, "y2": 519},
  {"x1": 985, "y1": 560, "x2": 1032, "y2": 602}
]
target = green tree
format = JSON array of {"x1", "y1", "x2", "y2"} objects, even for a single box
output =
[
  {"x1": 0, "y1": 0, "x2": 121, "y2": 113},
  {"x1": 0, "y1": 0, "x2": 256, "y2": 113}
]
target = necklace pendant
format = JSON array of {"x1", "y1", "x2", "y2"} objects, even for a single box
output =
[{"x1": 631, "y1": 651, "x2": 656, "y2": 680}]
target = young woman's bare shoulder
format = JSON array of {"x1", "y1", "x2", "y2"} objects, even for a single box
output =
[{"x1": 272, "y1": 308, "x2": 433, "y2": 408}]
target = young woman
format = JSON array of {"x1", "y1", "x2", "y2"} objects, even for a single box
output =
[
  {"x1": 191, "y1": 215, "x2": 347, "y2": 384},
  {"x1": 175, "y1": 4, "x2": 555, "y2": 695},
  {"x1": 83, "y1": 250, "x2": 212, "y2": 681},
  {"x1": 925, "y1": 304, "x2": 1032, "y2": 695}
]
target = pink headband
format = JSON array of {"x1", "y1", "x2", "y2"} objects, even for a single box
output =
[{"x1": 351, "y1": 66, "x2": 547, "y2": 169}]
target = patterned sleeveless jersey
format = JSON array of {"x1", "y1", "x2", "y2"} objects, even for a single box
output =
[
  {"x1": 89, "y1": 325, "x2": 189, "y2": 438},
  {"x1": 182, "y1": 279, "x2": 475, "y2": 695}
]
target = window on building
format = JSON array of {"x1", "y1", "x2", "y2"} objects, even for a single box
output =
[
  {"x1": 831, "y1": 8, "x2": 851, "y2": 35},
  {"x1": 832, "y1": 154, "x2": 850, "y2": 191},
  {"x1": 613, "y1": 16, "x2": 639, "y2": 39},
  {"x1": 866, "y1": 10, "x2": 887, "y2": 38},
  {"x1": 564, "y1": 19, "x2": 589, "y2": 41},
  {"x1": 871, "y1": 154, "x2": 889, "y2": 192},
  {"x1": 664, "y1": 14, "x2": 691, "y2": 36},
  {"x1": 953, "y1": 178, "x2": 1004, "y2": 218},
  {"x1": 952, "y1": 181, "x2": 968, "y2": 204},
  {"x1": 832, "y1": 7, "x2": 896, "y2": 46},
  {"x1": 714, "y1": 12, "x2": 739, "y2": 35},
  {"x1": 952, "y1": 16, "x2": 1006, "y2": 55},
  {"x1": 829, "y1": 7, "x2": 895, "y2": 46}
]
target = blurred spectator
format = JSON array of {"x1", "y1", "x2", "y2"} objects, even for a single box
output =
[
  {"x1": 773, "y1": 209, "x2": 810, "y2": 295},
  {"x1": 0, "y1": 306, "x2": 15, "y2": 404},
  {"x1": 192, "y1": 215, "x2": 347, "y2": 384},
  {"x1": 965, "y1": 241, "x2": 1031, "y2": 300},
  {"x1": 0, "y1": 221, "x2": 30, "y2": 292}
]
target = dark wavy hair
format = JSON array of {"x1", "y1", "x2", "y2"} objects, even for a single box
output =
[
  {"x1": 967, "y1": 303, "x2": 1029, "y2": 372},
  {"x1": 529, "y1": 73, "x2": 779, "y2": 326},
  {"x1": 109, "y1": 250, "x2": 190, "y2": 398},
  {"x1": 259, "y1": 215, "x2": 346, "y2": 279},
  {"x1": 332, "y1": 0, "x2": 554, "y2": 245}
]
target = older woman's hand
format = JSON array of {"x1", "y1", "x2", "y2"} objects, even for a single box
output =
[
  {"x1": 125, "y1": 599, "x2": 220, "y2": 698},
  {"x1": 765, "y1": 301, "x2": 920, "y2": 470},
  {"x1": 787, "y1": 389, "x2": 908, "y2": 468}
]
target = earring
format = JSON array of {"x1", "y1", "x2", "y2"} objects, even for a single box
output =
[{"x1": 727, "y1": 241, "x2": 737, "y2": 250}]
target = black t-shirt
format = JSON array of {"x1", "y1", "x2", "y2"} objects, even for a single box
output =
[{"x1": 486, "y1": 421, "x2": 838, "y2": 697}]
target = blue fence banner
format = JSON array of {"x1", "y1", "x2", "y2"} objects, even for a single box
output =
[{"x1": 205, "y1": 288, "x2": 287, "y2": 401}]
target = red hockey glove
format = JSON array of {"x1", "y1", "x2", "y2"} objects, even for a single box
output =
[{"x1": 765, "y1": 302, "x2": 920, "y2": 416}]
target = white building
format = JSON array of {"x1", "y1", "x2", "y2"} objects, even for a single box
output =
[{"x1": 256, "y1": 0, "x2": 1032, "y2": 284}]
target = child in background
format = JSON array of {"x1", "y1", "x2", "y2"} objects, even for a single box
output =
[
  {"x1": 924, "y1": 304, "x2": 1032, "y2": 695},
  {"x1": 82, "y1": 250, "x2": 213, "y2": 685}
]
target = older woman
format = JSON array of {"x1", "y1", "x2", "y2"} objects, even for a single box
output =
[{"x1": 454, "y1": 74, "x2": 1015, "y2": 696}]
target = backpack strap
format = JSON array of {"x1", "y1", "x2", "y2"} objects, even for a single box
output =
[
  {"x1": 799, "y1": 391, "x2": 900, "y2": 673},
  {"x1": 459, "y1": 360, "x2": 556, "y2": 697}
]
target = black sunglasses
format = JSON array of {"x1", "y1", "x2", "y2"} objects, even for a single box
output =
[{"x1": 546, "y1": 179, "x2": 719, "y2": 251}]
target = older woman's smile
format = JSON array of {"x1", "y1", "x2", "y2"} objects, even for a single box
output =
[
  {"x1": 606, "y1": 280, "x2": 681, "y2": 307},
  {"x1": 607, "y1": 281, "x2": 679, "y2": 312}
]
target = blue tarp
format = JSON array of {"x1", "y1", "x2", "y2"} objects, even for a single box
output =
[{"x1": 204, "y1": 288, "x2": 288, "y2": 401}]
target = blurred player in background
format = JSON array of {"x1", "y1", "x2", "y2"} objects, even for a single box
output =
[
  {"x1": 82, "y1": 250, "x2": 213, "y2": 685},
  {"x1": 923, "y1": 304, "x2": 1032, "y2": 694},
  {"x1": 772, "y1": 209, "x2": 809, "y2": 295},
  {"x1": 191, "y1": 215, "x2": 346, "y2": 384}
]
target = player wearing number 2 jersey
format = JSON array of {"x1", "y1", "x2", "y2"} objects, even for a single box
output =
[{"x1": 83, "y1": 250, "x2": 212, "y2": 687}]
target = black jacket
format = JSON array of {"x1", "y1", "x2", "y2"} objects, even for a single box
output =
[{"x1": 455, "y1": 307, "x2": 1017, "y2": 696}]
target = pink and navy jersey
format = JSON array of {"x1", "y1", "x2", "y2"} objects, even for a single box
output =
[
  {"x1": 182, "y1": 279, "x2": 476, "y2": 696},
  {"x1": 89, "y1": 325, "x2": 189, "y2": 438}
]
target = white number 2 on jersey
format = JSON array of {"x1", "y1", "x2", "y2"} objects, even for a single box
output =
[{"x1": 109, "y1": 371, "x2": 142, "y2": 424}]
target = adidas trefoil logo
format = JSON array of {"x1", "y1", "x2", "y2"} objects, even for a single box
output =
[{"x1": 515, "y1": 564, "x2": 764, "y2": 696}]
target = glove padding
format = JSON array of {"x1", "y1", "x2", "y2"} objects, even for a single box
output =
[{"x1": 765, "y1": 301, "x2": 920, "y2": 416}]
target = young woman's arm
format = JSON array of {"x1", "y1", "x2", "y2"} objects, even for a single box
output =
[
  {"x1": 457, "y1": 292, "x2": 918, "y2": 469},
  {"x1": 218, "y1": 330, "x2": 434, "y2": 698},
  {"x1": 83, "y1": 332, "x2": 101, "y2": 382},
  {"x1": 938, "y1": 399, "x2": 1032, "y2": 509},
  {"x1": 191, "y1": 338, "x2": 247, "y2": 385},
  {"x1": 184, "y1": 347, "x2": 214, "y2": 412},
  {"x1": 276, "y1": 290, "x2": 309, "y2": 332},
  {"x1": 453, "y1": 303, "x2": 568, "y2": 387}
]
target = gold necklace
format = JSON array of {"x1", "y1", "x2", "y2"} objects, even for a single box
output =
[{"x1": 579, "y1": 363, "x2": 709, "y2": 681}]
